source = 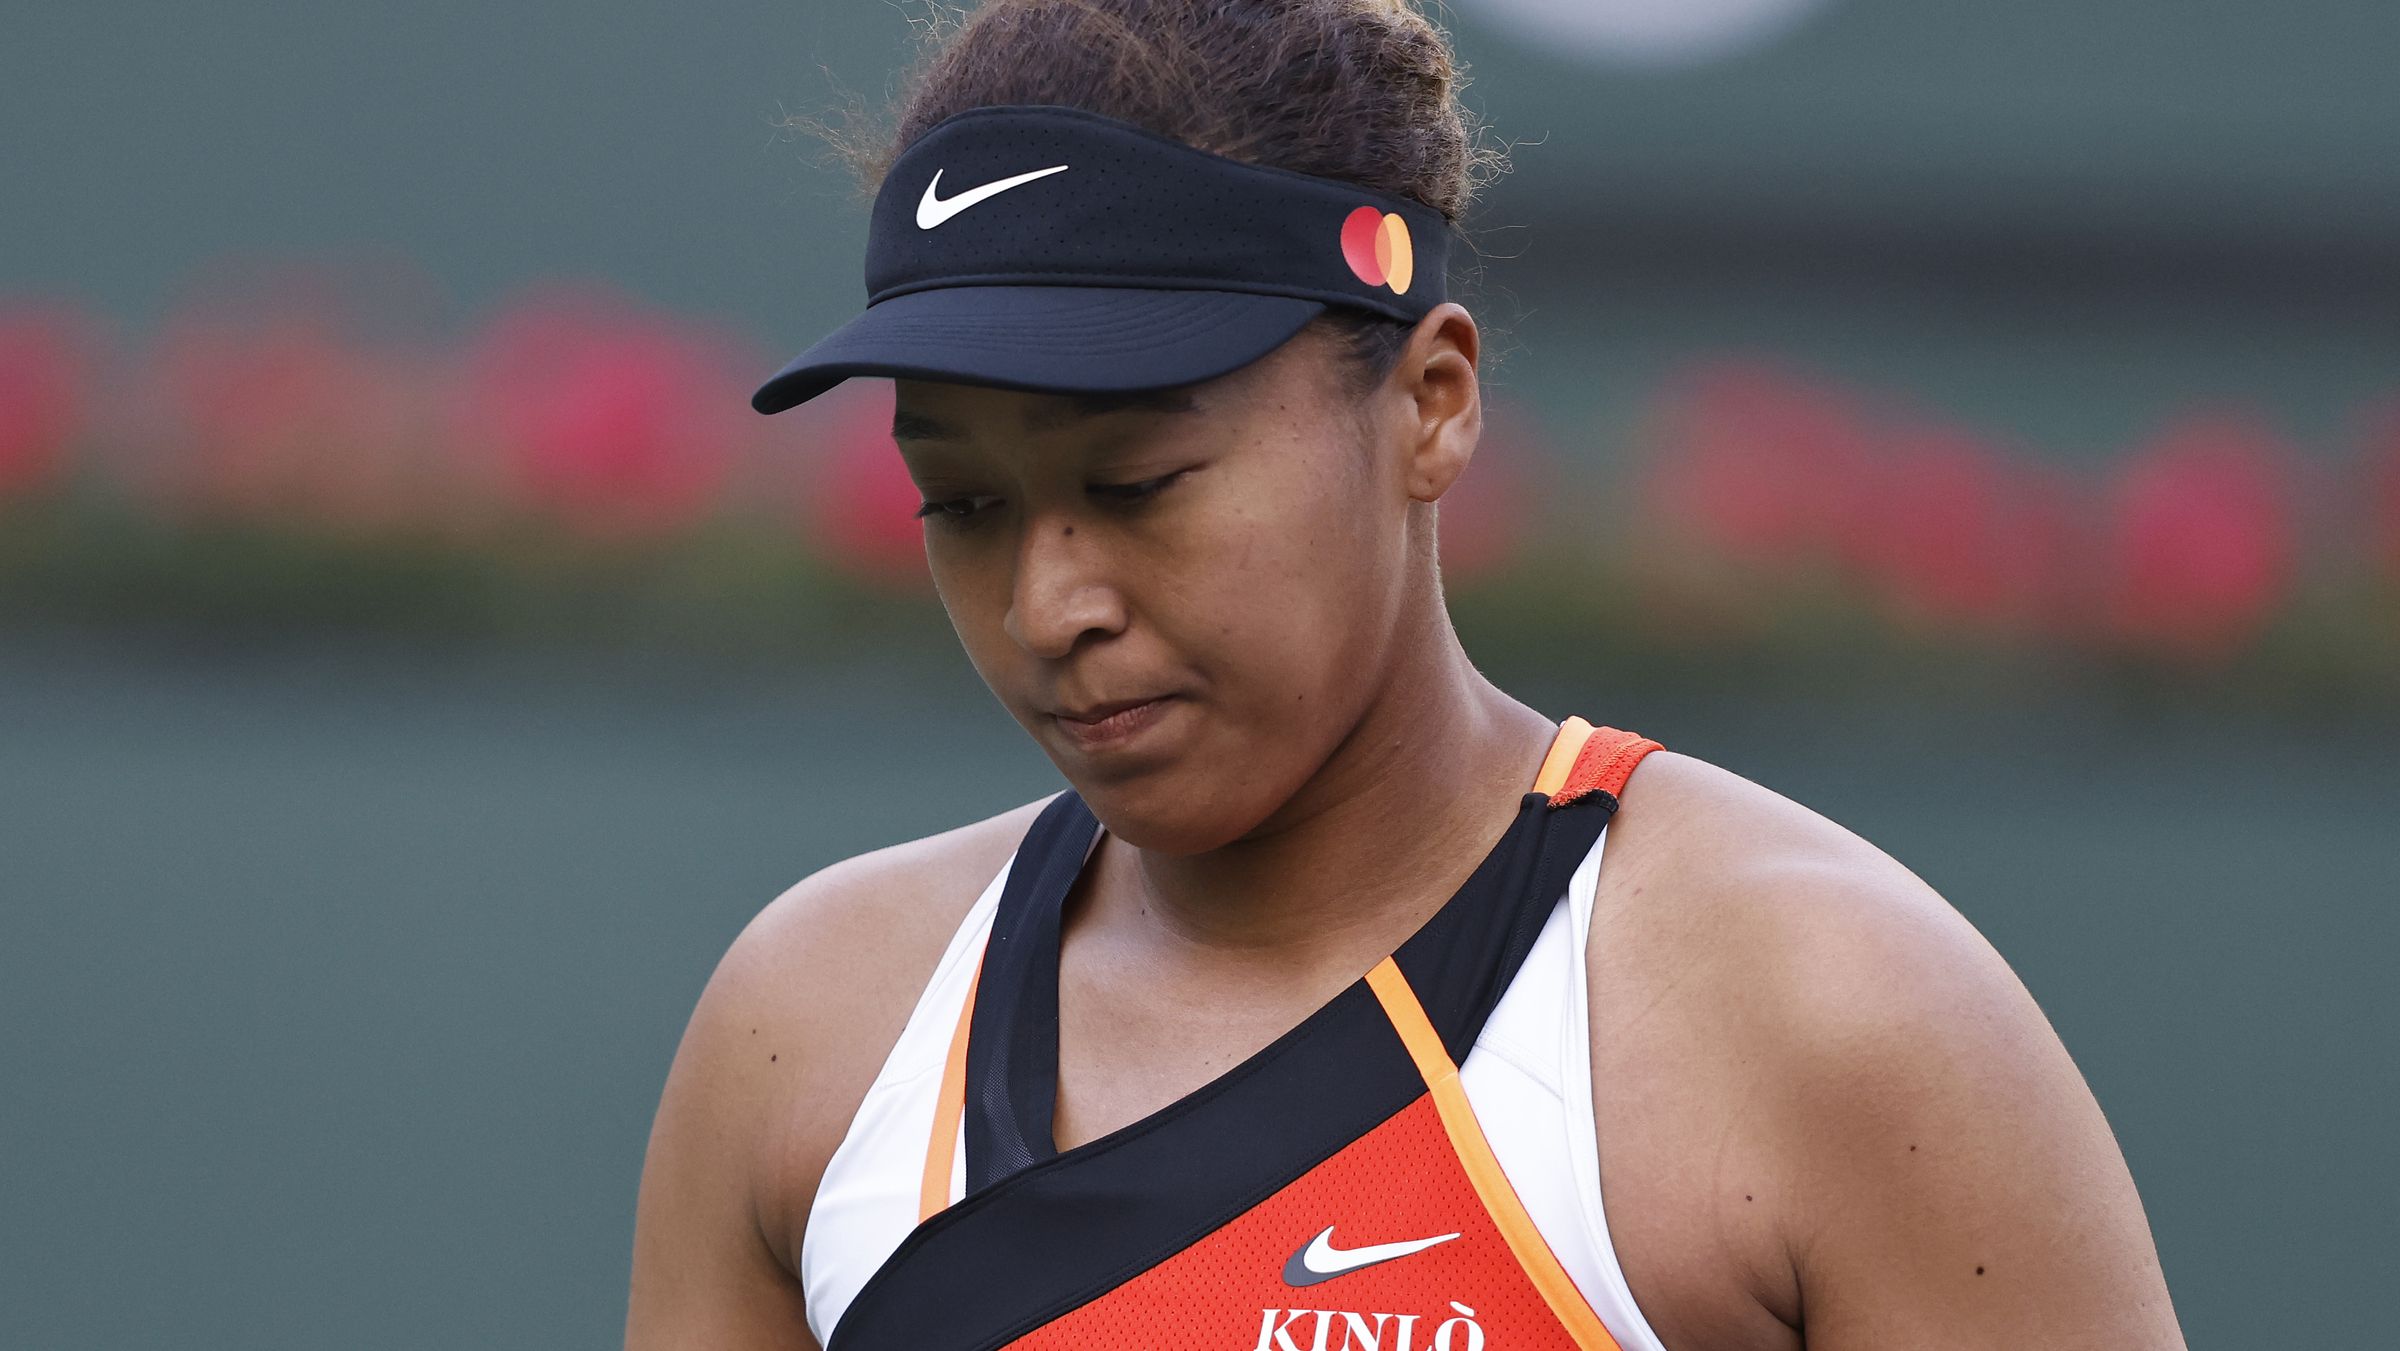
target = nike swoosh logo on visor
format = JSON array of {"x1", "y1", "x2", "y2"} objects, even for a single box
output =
[
  {"x1": 1281, "y1": 1225, "x2": 1462, "y2": 1287},
  {"x1": 915, "y1": 164, "x2": 1072, "y2": 229}
]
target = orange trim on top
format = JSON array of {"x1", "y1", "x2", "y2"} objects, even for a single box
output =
[
  {"x1": 1532, "y1": 717, "x2": 1598, "y2": 799},
  {"x1": 1365, "y1": 958, "x2": 1627, "y2": 1351},
  {"x1": 1550, "y1": 727, "x2": 1663, "y2": 808},
  {"x1": 919, "y1": 963, "x2": 981, "y2": 1222}
]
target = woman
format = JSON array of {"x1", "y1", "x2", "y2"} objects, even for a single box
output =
[{"x1": 628, "y1": 4, "x2": 2186, "y2": 1348}]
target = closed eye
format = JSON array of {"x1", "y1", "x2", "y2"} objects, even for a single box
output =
[
  {"x1": 914, "y1": 494, "x2": 1001, "y2": 523},
  {"x1": 1086, "y1": 470, "x2": 1190, "y2": 505}
]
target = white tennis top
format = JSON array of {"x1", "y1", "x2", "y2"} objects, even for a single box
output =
[{"x1": 799, "y1": 824, "x2": 1671, "y2": 1351}]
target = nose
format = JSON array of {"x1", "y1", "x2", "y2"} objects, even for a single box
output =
[{"x1": 1002, "y1": 516, "x2": 1127, "y2": 659}]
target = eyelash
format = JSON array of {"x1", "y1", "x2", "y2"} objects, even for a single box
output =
[
  {"x1": 913, "y1": 494, "x2": 999, "y2": 522},
  {"x1": 913, "y1": 471, "x2": 1189, "y2": 525}
]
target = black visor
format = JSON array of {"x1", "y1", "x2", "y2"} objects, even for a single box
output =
[{"x1": 751, "y1": 104, "x2": 1453, "y2": 415}]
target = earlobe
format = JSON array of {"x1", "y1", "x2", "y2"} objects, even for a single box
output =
[{"x1": 1403, "y1": 305, "x2": 1483, "y2": 504}]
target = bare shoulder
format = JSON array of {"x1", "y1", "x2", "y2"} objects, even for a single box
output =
[
  {"x1": 626, "y1": 794, "x2": 1054, "y2": 1347},
  {"x1": 1594, "y1": 748, "x2": 2090, "y2": 1123},
  {"x1": 728, "y1": 792, "x2": 1057, "y2": 1050},
  {"x1": 1588, "y1": 750, "x2": 2184, "y2": 1348},
  {"x1": 703, "y1": 793, "x2": 1055, "y2": 1240},
  {"x1": 1594, "y1": 748, "x2": 2002, "y2": 1032}
]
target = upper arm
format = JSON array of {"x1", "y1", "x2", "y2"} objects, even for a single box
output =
[
  {"x1": 622, "y1": 798, "x2": 1051, "y2": 1351},
  {"x1": 1750, "y1": 841, "x2": 2188, "y2": 1347},
  {"x1": 1602, "y1": 751, "x2": 2186, "y2": 1347},
  {"x1": 625, "y1": 896, "x2": 821, "y2": 1350}
]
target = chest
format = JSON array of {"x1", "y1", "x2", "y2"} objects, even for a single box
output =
[
  {"x1": 1036, "y1": 856, "x2": 1803, "y2": 1349},
  {"x1": 1035, "y1": 895, "x2": 1798, "y2": 1351},
  {"x1": 1049, "y1": 933, "x2": 1371, "y2": 1153}
]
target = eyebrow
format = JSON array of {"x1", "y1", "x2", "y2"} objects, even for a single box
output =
[{"x1": 891, "y1": 388, "x2": 1200, "y2": 442}]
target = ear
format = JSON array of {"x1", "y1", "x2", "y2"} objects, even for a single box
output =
[{"x1": 1390, "y1": 304, "x2": 1483, "y2": 504}]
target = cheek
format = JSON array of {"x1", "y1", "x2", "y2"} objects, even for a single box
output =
[
  {"x1": 925, "y1": 538, "x2": 994, "y2": 621},
  {"x1": 1166, "y1": 454, "x2": 1398, "y2": 717},
  {"x1": 925, "y1": 537, "x2": 1028, "y2": 685}
]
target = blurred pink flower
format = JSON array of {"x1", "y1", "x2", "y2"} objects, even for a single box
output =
[
  {"x1": 1863, "y1": 424, "x2": 2092, "y2": 636},
  {"x1": 2097, "y1": 412, "x2": 2297, "y2": 661},
  {"x1": 157, "y1": 315, "x2": 357, "y2": 513},
  {"x1": 1860, "y1": 424, "x2": 2014, "y2": 628},
  {"x1": 1642, "y1": 361, "x2": 1878, "y2": 572},
  {"x1": 800, "y1": 383, "x2": 931, "y2": 590},
  {"x1": 148, "y1": 310, "x2": 460, "y2": 529},
  {"x1": 461, "y1": 287, "x2": 752, "y2": 538},
  {"x1": 0, "y1": 302, "x2": 96, "y2": 501},
  {"x1": 2010, "y1": 463, "x2": 2099, "y2": 643}
]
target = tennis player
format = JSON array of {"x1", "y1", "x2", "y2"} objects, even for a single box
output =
[{"x1": 627, "y1": 4, "x2": 2187, "y2": 1348}]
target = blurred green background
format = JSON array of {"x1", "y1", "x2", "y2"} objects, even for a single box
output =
[{"x1": 3, "y1": 2, "x2": 2395, "y2": 1347}]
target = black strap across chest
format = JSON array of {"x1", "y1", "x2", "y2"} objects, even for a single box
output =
[{"x1": 826, "y1": 786, "x2": 1617, "y2": 1351}]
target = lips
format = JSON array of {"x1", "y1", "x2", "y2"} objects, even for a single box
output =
[{"x1": 1051, "y1": 694, "x2": 1178, "y2": 748}]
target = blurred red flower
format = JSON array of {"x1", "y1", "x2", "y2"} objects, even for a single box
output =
[
  {"x1": 0, "y1": 302, "x2": 96, "y2": 501},
  {"x1": 461, "y1": 287, "x2": 752, "y2": 538},
  {"x1": 156, "y1": 314, "x2": 361, "y2": 517},
  {"x1": 1642, "y1": 361, "x2": 1878, "y2": 573},
  {"x1": 114, "y1": 259, "x2": 487, "y2": 529},
  {"x1": 149, "y1": 306, "x2": 469, "y2": 530},
  {"x1": 798, "y1": 383, "x2": 931, "y2": 590},
  {"x1": 2097, "y1": 412, "x2": 2297, "y2": 662},
  {"x1": 2009, "y1": 463, "x2": 2098, "y2": 643},
  {"x1": 1863, "y1": 424, "x2": 2091, "y2": 636}
]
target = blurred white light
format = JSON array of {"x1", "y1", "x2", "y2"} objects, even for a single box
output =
[{"x1": 1461, "y1": 0, "x2": 1840, "y2": 67}]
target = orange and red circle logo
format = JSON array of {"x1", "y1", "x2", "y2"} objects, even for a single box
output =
[{"x1": 1340, "y1": 206, "x2": 1416, "y2": 295}]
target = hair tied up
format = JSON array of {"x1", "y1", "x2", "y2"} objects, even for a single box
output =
[{"x1": 811, "y1": 0, "x2": 1507, "y2": 226}]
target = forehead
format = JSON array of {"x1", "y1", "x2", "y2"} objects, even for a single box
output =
[
  {"x1": 892, "y1": 325, "x2": 1343, "y2": 444},
  {"x1": 890, "y1": 385, "x2": 1202, "y2": 444}
]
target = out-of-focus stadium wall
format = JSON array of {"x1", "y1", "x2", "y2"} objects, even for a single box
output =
[{"x1": 9, "y1": 0, "x2": 2397, "y2": 440}]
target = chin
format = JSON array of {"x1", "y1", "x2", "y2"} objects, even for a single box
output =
[
  {"x1": 1020, "y1": 696, "x2": 1318, "y2": 854},
  {"x1": 1069, "y1": 771, "x2": 1276, "y2": 857}
]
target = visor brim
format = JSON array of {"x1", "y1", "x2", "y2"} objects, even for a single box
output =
[{"x1": 750, "y1": 286, "x2": 1328, "y2": 415}]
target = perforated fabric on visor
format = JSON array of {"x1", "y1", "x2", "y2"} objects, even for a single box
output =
[{"x1": 750, "y1": 104, "x2": 1453, "y2": 415}]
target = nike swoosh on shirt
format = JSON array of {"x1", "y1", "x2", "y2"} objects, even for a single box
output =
[
  {"x1": 915, "y1": 164, "x2": 1072, "y2": 229},
  {"x1": 1281, "y1": 1225, "x2": 1462, "y2": 1287}
]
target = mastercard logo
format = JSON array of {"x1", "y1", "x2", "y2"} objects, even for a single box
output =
[{"x1": 1340, "y1": 206, "x2": 1416, "y2": 295}]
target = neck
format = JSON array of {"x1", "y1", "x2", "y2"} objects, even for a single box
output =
[{"x1": 1103, "y1": 620, "x2": 1559, "y2": 973}]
